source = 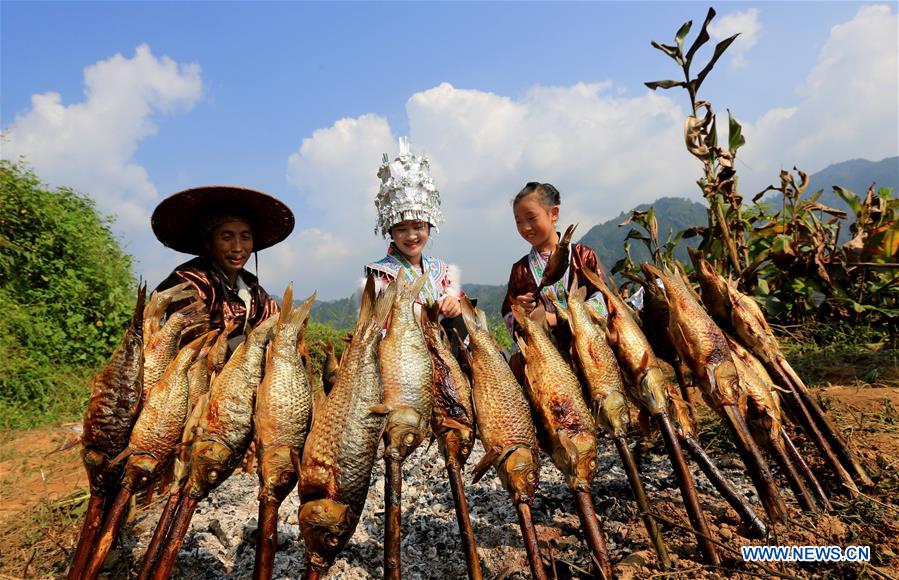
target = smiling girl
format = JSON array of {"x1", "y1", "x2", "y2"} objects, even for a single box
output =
[
  {"x1": 363, "y1": 138, "x2": 462, "y2": 321},
  {"x1": 502, "y1": 182, "x2": 608, "y2": 378}
]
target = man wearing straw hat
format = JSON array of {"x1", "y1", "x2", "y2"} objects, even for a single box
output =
[{"x1": 151, "y1": 185, "x2": 294, "y2": 349}]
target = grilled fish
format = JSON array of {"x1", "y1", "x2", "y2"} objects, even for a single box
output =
[
  {"x1": 297, "y1": 277, "x2": 393, "y2": 572},
  {"x1": 460, "y1": 297, "x2": 540, "y2": 505},
  {"x1": 255, "y1": 284, "x2": 316, "y2": 503},
  {"x1": 512, "y1": 304, "x2": 597, "y2": 491},
  {"x1": 551, "y1": 285, "x2": 630, "y2": 437},
  {"x1": 422, "y1": 303, "x2": 475, "y2": 470},
  {"x1": 581, "y1": 267, "x2": 669, "y2": 417},
  {"x1": 379, "y1": 274, "x2": 433, "y2": 461}
]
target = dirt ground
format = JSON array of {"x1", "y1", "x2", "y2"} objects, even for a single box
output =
[{"x1": 1, "y1": 355, "x2": 897, "y2": 579}]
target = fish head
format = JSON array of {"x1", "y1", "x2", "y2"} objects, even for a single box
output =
[
  {"x1": 122, "y1": 452, "x2": 163, "y2": 490},
  {"x1": 259, "y1": 445, "x2": 298, "y2": 500},
  {"x1": 187, "y1": 439, "x2": 234, "y2": 497},
  {"x1": 639, "y1": 365, "x2": 670, "y2": 416},
  {"x1": 298, "y1": 499, "x2": 358, "y2": 568},
  {"x1": 553, "y1": 431, "x2": 598, "y2": 491},
  {"x1": 383, "y1": 407, "x2": 428, "y2": 461},
  {"x1": 437, "y1": 426, "x2": 475, "y2": 468},
  {"x1": 82, "y1": 449, "x2": 123, "y2": 495},
  {"x1": 499, "y1": 446, "x2": 539, "y2": 504}
]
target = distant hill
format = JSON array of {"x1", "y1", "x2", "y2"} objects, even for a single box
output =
[
  {"x1": 578, "y1": 196, "x2": 707, "y2": 270},
  {"x1": 310, "y1": 296, "x2": 357, "y2": 329},
  {"x1": 303, "y1": 158, "x2": 896, "y2": 328},
  {"x1": 802, "y1": 157, "x2": 897, "y2": 213}
]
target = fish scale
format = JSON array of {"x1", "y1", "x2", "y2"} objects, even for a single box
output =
[
  {"x1": 552, "y1": 287, "x2": 630, "y2": 437},
  {"x1": 461, "y1": 298, "x2": 539, "y2": 503},
  {"x1": 379, "y1": 274, "x2": 433, "y2": 459},
  {"x1": 514, "y1": 305, "x2": 597, "y2": 491},
  {"x1": 297, "y1": 277, "x2": 393, "y2": 575}
]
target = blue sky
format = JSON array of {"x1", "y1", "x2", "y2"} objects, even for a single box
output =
[{"x1": 3, "y1": 1, "x2": 897, "y2": 299}]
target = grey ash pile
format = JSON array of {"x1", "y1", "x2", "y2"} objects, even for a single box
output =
[{"x1": 122, "y1": 434, "x2": 760, "y2": 579}]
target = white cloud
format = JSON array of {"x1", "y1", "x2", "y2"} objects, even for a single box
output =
[
  {"x1": 741, "y1": 4, "x2": 898, "y2": 194},
  {"x1": 709, "y1": 8, "x2": 760, "y2": 71},
  {"x1": 283, "y1": 81, "x2": 694, "y2": 298},
  {"x1": 2, "y1": 44, "x2": 202, "y2": 231}
]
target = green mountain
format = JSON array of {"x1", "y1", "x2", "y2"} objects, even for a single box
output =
[
  {"x1": 310, "y1": 296, "x2": 358, "y2": 329},
  {"x1": 803, "y1": 156, "x2": 897, "y2": 213},
  {"x1": 305, "y1": 158, "x2": 896, "y2": 328},
  {"x1": 578, "y1": 196, "x2": 707, "y2": 270}
]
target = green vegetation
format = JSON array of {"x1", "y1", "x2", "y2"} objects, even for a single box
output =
[
  {"x1": 628, "y1": 7, "x2": 898, "y2": 342},
  {"x1": 0, "y1": 161, "x2": 135, "y2": 429},
  {"x1": 579, "y1": 197, "x2": 706, "y2": 271}
]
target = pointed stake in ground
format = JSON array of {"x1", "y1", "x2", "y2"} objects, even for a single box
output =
[
  {"x1": 680, "y1": 434, "x2": 768, "y2": 538},
  {"x1": 612, "y1": 435, "x2": 673, "y2": 567},
  {"x1": 253, "y1": 497, "x2": 281, "y2": 580},
  {"x1": 781, "y1": 428, "x2": 833, "y2": 512},
  {"x1": 384, "y1": 457, "x2": 403, "y2": 580},
  {"x1": 770, "y1": 363, "x2": 859, "y2": 495},
  {"x1": 150, "y1": 494, "x2": 199, "y2": 580},
  {"x1": 67, "y1": 494, "x2": 108, "y2": 580},
  {"x1": 768, "y1": 434, "x2": 818, "y2": 513},
  {"x1": 655, "y1": 413, "x2": 720, "y2": 565},
  {"x1": 445, "y1": 462, "x2": 484, "y2": 580},
  {"x1": 80, "y1": 485, "x2": 134, "y2": 580},
  {"x1": 515, "y1": 502, "x2": 549, "y2": 580},
  {"x1": 573, "y1": 489, "x2": 614, "y2": 579},
  {"x1": 780, "y1": 359, "x2": 874, "y2": 488},
  {"x1": 137, "y1": 490, "x2": 182, "y2": 580},
  {"x1": 303, "y1": 563, "x2": 322, "y2": 580},
  {"x1": 721, "y1": 404, "x2": 789, "y2": 525}
]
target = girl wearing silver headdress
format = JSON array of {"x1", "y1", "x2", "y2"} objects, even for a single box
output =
[{"x1": 363, "y1": 137, "x2": 463, "y2": 320}]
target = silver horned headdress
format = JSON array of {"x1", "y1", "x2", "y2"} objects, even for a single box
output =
[{"x1": 374, "y1": 137, "x2": 444, "y2": 237}]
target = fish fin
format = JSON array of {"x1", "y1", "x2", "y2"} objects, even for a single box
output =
[
  {"x1": 586, "y1": 305, "x2": 607, "y2": 328},
  {"x1": 410, "y1": 273, "x2": 429, "y2": 300},
  {"x1": 575, "y1": 284, "x2": 587, "y2": 302},
  {"x1": 561, "y1": 223, "x2": 578, "y2": 244},
  {"x1": 452, "y1": 328, "x2": 473, "y2": 367},
  {"x1": 472, "y1": 448, "x2": 499, "y2": 483},
  {"x1": 132, "y1": 283, "x2": 147, "y2": 337},
  {"x1": 278, "y1": 282, "x2": 294, "y2": 325},
  {"x1": 356, "y1": 275, "x2": 376, "y2": 331},
  {"x1": 477, "y1": 307, "x2": 489, "y2": 332},
  {"x1": 460, "y1": 296, "x2": 482, "y2": 335},
  {"x1": 639, "y1": 351, "x2": 652, "y2": 373},
  {"x1": 369, "y1": 404, "x2": 391, "y2": 416},
  {"x1": 373, "y1": 278, "x2": 397, "y2": 328},
  {"x1": 442, "y1": 417, "x2": 468, "y2": 431},
  {"x1": 549, "y1": 295, "x2": 569, "y2": 324},
  {"x1": 557, "y1": 430, "x2": 579, "y2": 463},
  {"x1": 291, "y1": 292, "x2": 317, "y2": 331},
  {"x1": 510, "y1": 303, "x2": 527, "y2": 327},
  {"x1": 515, "y1": 335, "x2": 529, "y2": 360},
  {"x1": 427, "y1": 300, "x2": 441, "y2": 324},
  {"x1": 110, "y1": 447, "x2": 133, "y2": 466}
]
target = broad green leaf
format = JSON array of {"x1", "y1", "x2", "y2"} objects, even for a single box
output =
[
  {"x1": 757, "y1": 277, "x2": 769, "y2": 296},
  {"x1": 675, "y1": 20, "x2": 693, "y2": 51},
  {"x1": 832, "y1": 186, "x2": 863, "y2": 218},
  {"x1": 727, "y1": 110, "x2": 745, "y2": 155}
]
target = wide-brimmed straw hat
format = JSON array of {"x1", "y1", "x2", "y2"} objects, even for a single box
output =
[{"x1": 151, "y1": 186, "x2": 294, "y2": 255}]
